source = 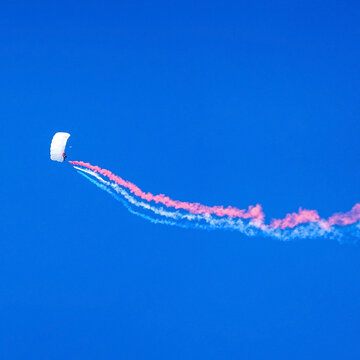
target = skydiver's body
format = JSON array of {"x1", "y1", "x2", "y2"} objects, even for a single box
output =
[{"x1": 62, "y1": 153, "x2": 67, "y2": 161}]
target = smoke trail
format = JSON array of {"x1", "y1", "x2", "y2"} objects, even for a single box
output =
[
  {"x1": 70, "y1": 160, "x2": 360, "y2": 241},
  {"x1": 73, "y1": 164, "x2": 345, "y2": 240}
]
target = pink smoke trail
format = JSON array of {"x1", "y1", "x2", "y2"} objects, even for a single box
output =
[
  {"x1": 326, "y1": 204, "x2": 360, "y2": 227},
  {"x1": 70, "y1": 161, "x2": 360, "y2": 231},
  {"x1": 69, "y1": 161, "x2": 264, "y2": 222},
  {"x1": 269, "y1": 204, "x2": 360, "y2": 229},
  {"x1": 270, "y1": 208, "x2": 321, "y2": 229}
]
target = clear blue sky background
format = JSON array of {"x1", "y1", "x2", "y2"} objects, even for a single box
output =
[{"x1": 2, "y1": 1, "x2": 360, "y2": 359}]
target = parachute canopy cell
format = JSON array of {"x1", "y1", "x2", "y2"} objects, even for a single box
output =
[{"x1": 50, "y1": 132, "x2": 71, "y2": 162}]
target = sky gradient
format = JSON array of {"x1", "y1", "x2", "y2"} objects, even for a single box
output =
[{"x1": 2, "y1": 1, "x2": 360, "y2": 359}]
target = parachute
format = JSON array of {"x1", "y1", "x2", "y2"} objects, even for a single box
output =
[{"x1": 50, "y1": 132, "x2": 71, "y2": 162}]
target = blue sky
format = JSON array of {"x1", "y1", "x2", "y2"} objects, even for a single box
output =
[{"x1": 2, "y1": 1, "x2": 360, "y2": 358}]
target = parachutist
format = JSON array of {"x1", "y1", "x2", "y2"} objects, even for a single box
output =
[{"x1": 50, "y1": 132, "x2": 70, "y2": 162}]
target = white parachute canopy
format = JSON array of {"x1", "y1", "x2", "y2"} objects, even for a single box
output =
[{"x1": 50, "y1": 132, "x2": 71, "y2": 162}]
